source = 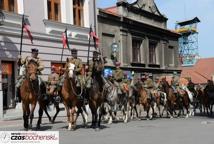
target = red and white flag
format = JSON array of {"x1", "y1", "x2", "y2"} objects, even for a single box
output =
[
  {"x1": 62, "y1": 32, "x2": 67, "y2": 48},
  {"x1": 90, "y1": 31, "x2": 99, "y2": 48},
  {"x1": 23, "y1": 18, "x2": 33, "y2": 44}
]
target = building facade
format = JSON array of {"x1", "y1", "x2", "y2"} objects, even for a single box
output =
[
  {"x1": 98, "y1": 0, "x2": 181, "y2": 78},
  {"x1": 0, "y1": 0, "x2": 96, "y2": 117}
]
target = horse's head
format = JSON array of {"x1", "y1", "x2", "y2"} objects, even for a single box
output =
[
  {"x1": 93, "y1": 58, "x2": 104, "y2": 73},
  {"x1": 66, "y1": 62, "x2": 76, "y2": 78},
  {"x1": 26, "y1": 60, "x2": 38, "y2": 81}
]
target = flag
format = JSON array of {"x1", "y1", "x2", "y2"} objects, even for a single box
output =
[
  {"x1": 23, "y1": 18, "x2": 33, "y2": 44},
  {"x1": 62, "y1": 32, "x2": 67, "y2": 48},
  {"x1": 90, "y1": 31, "x2": 99, "y2": 48}
]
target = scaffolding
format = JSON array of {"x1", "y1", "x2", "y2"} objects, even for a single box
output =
[{"x1": 175, "y1": 17, "x2": 200, "y2": 66}]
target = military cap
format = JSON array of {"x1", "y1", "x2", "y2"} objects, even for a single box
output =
[
  {"x1": 31, "y1": 48, "x2": 38, "y2": 53},
  {"x1": 71, "y1": 48, "x2": 77, "y2": 54},
  {"x1": 93, "y1": 51, "x2": 100, "y2": 56}
]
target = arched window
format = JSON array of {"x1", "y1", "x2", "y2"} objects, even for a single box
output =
[
  {"x1": 73, "y1": 0, "x2": 84, "y2": 26},
  {"x1": 47, "y1": 0, "x2": 61, "y2": 21}
]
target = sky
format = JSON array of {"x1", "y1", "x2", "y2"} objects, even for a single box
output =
[{"x1": 97, "y1": 0, "x2": 214, "y2": 58}]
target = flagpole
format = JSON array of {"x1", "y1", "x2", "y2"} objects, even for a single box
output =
[
  {"x1": 65, "y1": 28, "x2": 70, "y2": 49},
  {"x1": 87, "y1": 25, "x2": 92, "y2": 66},
  {"x1": 19, "y1": 14, "x2": 24, "y2": 56}
]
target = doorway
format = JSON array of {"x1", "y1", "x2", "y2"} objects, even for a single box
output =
[{"x1": 1, "y1": 61, "x2": 15, "y2": 109}]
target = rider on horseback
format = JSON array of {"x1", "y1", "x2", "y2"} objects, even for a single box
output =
[
  {"x1": 204, "y1": 80, "x2": 214, "y2": 93},
  {"x1": 66, "y1": 48, "x2": 84, "y2": 97},
  {"x1": 85, "y1": 51, "x2": 100, "y2": 88},
  {"x1": 47, "y1": 66, "x2": 60, "y2": 100},
  {"x1": 16, "y1": 48, "x2": 44, "y2": 102},
  {"x1": 67, "y1": 49, "x2": 83, "y2": 82},
  {"x1": 113, "y1": 62, "x2": 125, "y2": 94},
  {"x1": 143, "y1": 73, "x2": 154, "y2": 99},
  {"x1": 171, "y1": 71, "x2": 180, "y2": 95},
  {"x1": 187, "y1": 78, "x2": 197, "y2": 98}
]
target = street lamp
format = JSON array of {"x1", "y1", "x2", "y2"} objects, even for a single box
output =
[
  {"x1": 0, "y1": 10, "x2": 5, "y2": 26},
  {"x1": 111, "y1": 42, "x2": 119, "y2": 64}
]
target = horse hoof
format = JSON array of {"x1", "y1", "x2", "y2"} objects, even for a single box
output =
[
  {"x1": 36, "y1": 125, "x2": 41, "y2": 130},
  {"x1": 95, "y1": 128, "x2": 100, "y2": 131}
]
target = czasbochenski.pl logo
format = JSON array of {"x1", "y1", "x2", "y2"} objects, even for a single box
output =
[{"x1": 0, "y1": 131, "x2": 59, "y2": 144}]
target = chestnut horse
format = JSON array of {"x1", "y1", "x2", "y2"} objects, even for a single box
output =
[
  {"x1": 61, "y1": 61, "x2": 87, "y2": 130},
  {"x1": 20, "y1": 60, "x2": 44, "y2": 130},
  {"x1": 159, "y1": 78, "x2": 177, "y2": 118}
]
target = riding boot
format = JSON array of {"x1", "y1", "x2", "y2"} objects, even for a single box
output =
[{"x1": 16, "y1": 87, "x2": 21, "y2": 103}]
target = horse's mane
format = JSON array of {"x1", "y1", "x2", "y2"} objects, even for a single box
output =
[{"x1": 28, "y1": 59, "x2": 38, "y2": 67}]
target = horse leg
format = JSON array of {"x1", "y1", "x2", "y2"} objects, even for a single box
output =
[
  {"x1": 29, "y1": 103, "x2": 36, "y2": 129},
  {"x1": 52, "y1": 104, "x2": 60, "y2": 123},
  {"x1": 97, "y1": 106, "x2": 103, "y2": 130},
  {"x1": 79, "y1": 107, "x2": 88, "y2": 128},
  {"x1": 94, "y1": 107, "x2": 99, "y2": 130},
  {"x1": 22, "y1": 103, "x2": 30, "y2": 130},
  {"x1": 36, "y1": 107, "x2": 43, "y2": 129},
  {"x1": 107, "y1": 108, "x2": 113, "y2": 124},
  {"x1": 64, "y1": 105, "x2": 71, "y2": 130},
  {"x1": 40, "y1": 102, "x2": 52, "y2": 123},
  {"x1": 71, "y1": 107, "x2": 77, "y2": 130}
]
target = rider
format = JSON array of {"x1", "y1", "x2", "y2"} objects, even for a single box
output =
[
  {"x1": 66, "y1": 48, "x2": 84, "y2": 96},
  {"x1": 47, "y1": 66, "x2": 60, "y2": 96},
  {"x1": 187, "y1": 78, "x2": 197, "y2": 98},
  {"x1": 204, "y1": 79, "x2": 214, "y2": 93},
  {"x1": 171, "y1": 71, "x2": 180, "y2": 94},
  {"x1": 113, "y1": 62, "x2": 125, "y2": 94},
  {"x1": 154, "y1": 76, "x2": 160, "y2": 90},
  {"x1": 143, "y1": 73, "x2": 154, "y2": 99},
  {"x1": 85, "y1": 50, "x2": 100, "y2": 88},
  {"x1": 16, "y1": 48, "x2": 44, "y2": 102}
]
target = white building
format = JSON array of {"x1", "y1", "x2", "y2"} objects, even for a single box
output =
[{"x1": 0, "y1": 0, "x2": 97, "y2": 119}]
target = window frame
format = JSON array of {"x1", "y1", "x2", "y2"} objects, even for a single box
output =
[
  {"x1": 47, "y1": 0, "x2": 61, "y2": 22},
  {"x1": 149, "y1": 41, "x2": 157, "y2": 64},
  {"x1": 73, "y1": 0, "x2": 84, "y2": 26},
  {"x1": 132, "y1": 38, "x2": 142, "y2": 63},
  {"x1": 0, "y1": 0, "x2": 18, "y2": 13}
]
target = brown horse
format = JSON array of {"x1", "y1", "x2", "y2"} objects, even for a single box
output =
[
  {"x1": 89, "y1": 58, "x2": 105, "y2": 129},
  {"x1": 137, "y1": 85, "x2": 154, "y2": 119},
  {"x1": 176, "y1": 88, "x2": 192, "y2": 117},
  {"x1": 159, "y1": 78, "x2": 177, "y2": 118},
  {"x1": 195, "y1": 85, "x2": 209, "y2": 115},
  {"x1": 20, "y1": 60, "x2": 42, "y2": 130},
  {"x1": 61, "y1": 61, "x2": 87, "y2": 130}
]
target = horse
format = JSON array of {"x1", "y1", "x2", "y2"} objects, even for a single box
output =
[
  {"x1": 204, "y1": 81, "x2": 214, "y2": 116},
  {"x1": 159, "y1": 78, "x2": 177, "y2": 118},
  {"x1": 195, "y1": 85, "x2": 209, "y2": 115},
  {"x1": 128, "y1": 79, "x2": 140, "y2": 120},
  {"x1": 20, "y1": 60, "x2": 46, "y2": 130},
  {"x1": 102, "y1": 77, "x2": 129, "y2": 124},
  {"x1": 152, "y1": 89, "x2": 167, "y2": 118},
  {"x1": 175, "y1": 87, "x2": 192, "y2": 118},
  {"x1": 88, "y1": 58, "x2": 105, "y2": 129},
  {"x1": 61, "y1": 61, "x2": 88, "y2": 130},
  {"x1": 39, "y1": 81, "x2": 62, "y2": 123}
]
